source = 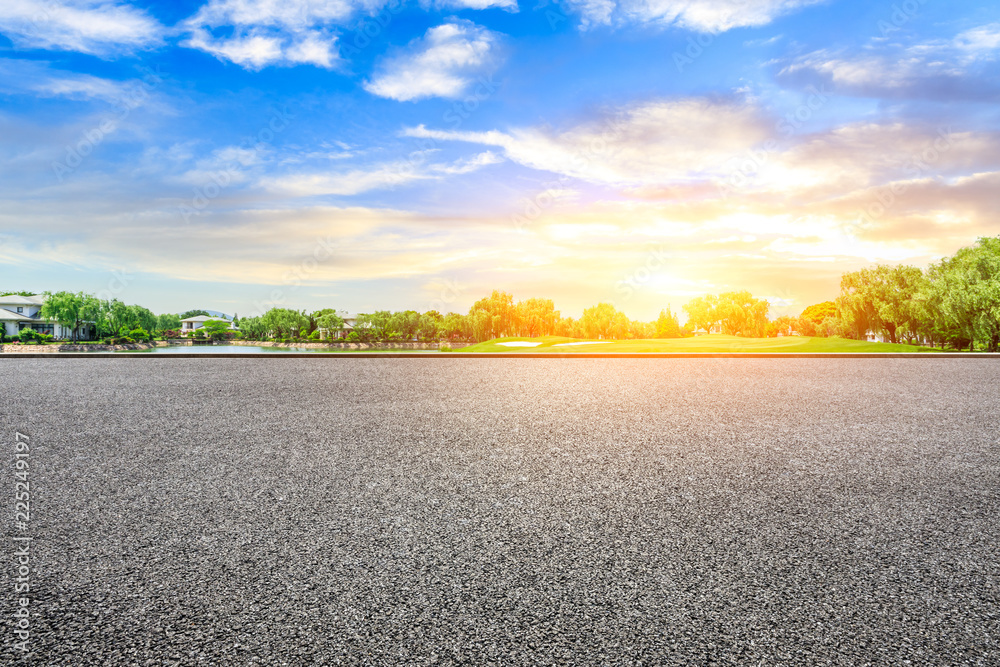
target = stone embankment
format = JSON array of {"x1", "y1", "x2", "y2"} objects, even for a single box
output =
[
  {"x1": 226, "y1": 340, "x2": 471, "y2": 350},
  {"x1": 0, "y1": 342, "x2": 162, "y2": 353}
]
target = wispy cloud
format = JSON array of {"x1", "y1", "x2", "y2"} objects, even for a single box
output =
[
  {"x1": 262, "y1": 149, "x2": 503, "y2": 196},
  {"x1": 0, "y1": 0, "x2": 163, "y2": 55},
  {"x1": 563, "y1": 0, "x2": 824, "y2": 32},
  {"x1": 180, "y1": 0, "x2": 363, "y2": 69},
  {"x1": 364, "y1": 20, "x2": 503, "y2": 101},
  {"x1": 779, "y1": 23, "x2": 1000, "y2": 100},
  {"x1": 435, "y1": 0, "x2": 519, "y2": 11},
  {"x1": 405, "y1": 98, "x2": 770, "y2": 184},
  {"x1": 0, "y1": 58, "x2": 135, "y2": 101}
]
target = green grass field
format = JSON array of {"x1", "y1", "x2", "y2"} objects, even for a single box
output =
[{"x1": 459, "y1": 334, "x2": 942, "y2": 353}]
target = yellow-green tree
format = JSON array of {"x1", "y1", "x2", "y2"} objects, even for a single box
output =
[
  {"x1": 717, "y1": 291, "x2": 769, "y2": 337},
  {"x1": 683, "y1": 295, "x2": 720, "y2": 334}
]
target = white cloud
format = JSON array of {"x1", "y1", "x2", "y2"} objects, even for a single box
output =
[
  {"x1": 436, "y1": 0, "x2": 519, "y2": 11},
  {"x1": 262, "y1": 150, "x2": 502, "y2": 196},
  {"x1": 264, "y1": 161, "x2": 430, "y2": 196},
  {"x1": 780, "y1": 24, "x2": 1000, "y2": 97},
  {"x1": 184, "y1": 30, "x2": 286, "y2": 69},
  {"x1": 0, "y1": 0, "x2": 163, "y2": 54},
  {"x1": 364, "y1": 21, "x2": 503, "y2": 101},
  {"x1": 404, "y1": 98, "x2": 770, "y2": 184},
  {"x1": 565, "y1": 0, "x2": 823, "y2": 32},
  {"x1": 953, "y1": 23, "x2": 1000, "y2": 61},
  {"x1": 181, "y1": 0, "x2": 362, "y2": 69},
  {"x1": 0, "y1": 58, "x2": 132, "y2": 101},
  {"x1": 430, "y1": 151, "x2": 504, "y2": 174}
]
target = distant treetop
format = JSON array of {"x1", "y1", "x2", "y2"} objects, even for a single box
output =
[{"x1": 800, "y1": 301, "x2": 837, "y2": 325}]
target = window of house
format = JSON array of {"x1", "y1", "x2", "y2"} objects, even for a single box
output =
[{"x1": 17, "y1": 307, "x2": 23, "y2": 313}]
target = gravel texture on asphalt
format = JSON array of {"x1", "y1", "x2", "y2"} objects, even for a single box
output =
[{"x1": 1, "y1": 358, "x2": 998, "y2": 665}]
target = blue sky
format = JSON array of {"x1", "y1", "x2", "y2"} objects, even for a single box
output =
[{"x1": 1, "y1": 0, "x2": 999, "y2": 319}]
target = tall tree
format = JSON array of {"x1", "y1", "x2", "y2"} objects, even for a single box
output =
[
  {"x1": 312, "y1": 309, "x2": 344, "y2": 337},
  {"x1": 41, "y1": 291, "x2": 85, "y2": 341},
  {"x1": 839, "y1": 265, "x2": 923, "y2": 344},
  {"x1": 580, "y1": 303, "x2": 622, "y2": 339},
  {"x1": 716, "y1": 291, "x2": 769, "y2": 337},
  {"x1": 683, "y1": 295, "x2": 720, "y2": 334},
  {"x1": 262, "y1": 308, "x2": 309, "y2": 338},
  {"x1": 654, "y1": 308, "x2": 681, "y2": 338}
]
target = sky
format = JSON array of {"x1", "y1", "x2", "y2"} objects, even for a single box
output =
[{"x1": 1, "y1": 0, "x2": 999, "y2": 320}]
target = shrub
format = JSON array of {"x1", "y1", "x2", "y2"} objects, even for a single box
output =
[
  {"x1": 128, "y1": 327, "x2": 150, "y2": 342},
  {"x1": 346, "y1": 331, "x2": 360, "y2": 343},
  {"x1": 18, "y1": 329, "x2": 40, "y2": 344},
  {"x1": 439, "y1": 343, "x2": 452, "y2": 352}
]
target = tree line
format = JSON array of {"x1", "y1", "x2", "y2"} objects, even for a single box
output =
[{"x1": 6, "y1": 236, "x2": 997, "y2": 349}]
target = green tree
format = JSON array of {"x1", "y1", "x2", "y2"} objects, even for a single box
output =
[
  {"x1": 515, "y1": 298, "x2": 558, "y2": 337},
  {"x1": 683, "y1": 295, "x2": 720, "y2": 334},
  {"x1": 654, "y1": 307, "x2": 681, "y2": 338},
  {"x1": 200, "y1": 319, "x2": 232, "y2": 340},
  {"x1": 357, "y1": 311, "x2": 396, "y2": 340},
  {"x1": 467, "y1": 291, "x2": 515, "y2": 341},
  {"x1": 839, "y1": 265, "x2": 924, "y2": 344},
  {"x1": 40, "y1": 291, "x2": 86, "y2": 341},
  {"x1": 126, "y1": 305, "x2": 157, "y2": 334},
  {"x1": 156, "y1": 313, "x2": 182, "y2": 331},
  {"x1": 310, "y1": 309, "x2": 344, "y2": 337},
  {"x1": 262, "y1": 308, "x2": 309, "y2": 339},
  {"x1": 922, "y1": 237, "x2": 1000, "y2": 351},
  {"x1": 417, "y1": 313, "x2": 441, "y2": 340},
  {"x1": 717, "y1": 291, "x2": 769, "y2": 337},
  {"x1": 390, "y1": 310, "x2": 421, "y2": 340},
  {"x1": 238, "y1": 316, "x2": 268, "y2": 340},
  {"x1": 439, "y1": 313, "x2": 466, "y2": 340},
  {"x1": 800, "y1": 301, "x2": 837, "y2": 325},
  {"x1": 580, "y1": 303, "x2": 623, "y2": 339},
  {"x1": 179, "y1": 310, "x2": 211, "y2": 320}
]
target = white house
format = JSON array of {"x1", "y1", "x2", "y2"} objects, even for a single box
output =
[
  {"x1": 180, "y1": 315, "x2": 237, "y2": 334},
  {"x1": 0, "y1": 294, "x2": 90, "y2": 339},
  {"x1": 691, "y1": 324, "x2": 723, "y2": 336},
  {"x1": 319, "y1": 314, "x2": 359, "y2": 340}
]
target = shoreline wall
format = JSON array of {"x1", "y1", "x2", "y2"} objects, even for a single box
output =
[
  {"x1": 1, "y1": 342, "x2": 161, "y2": 353},
  {"x1": 224, "y1": 340, "x2": 471, "y2": 350}
]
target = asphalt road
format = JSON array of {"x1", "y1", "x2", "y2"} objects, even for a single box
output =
[{"x1": 1, "y1": 358, "x2": 998, "y2": 665}]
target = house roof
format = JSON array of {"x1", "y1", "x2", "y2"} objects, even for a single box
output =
[
  {"x1": 0, "y1": 308, "x2": 37, "y2": 322},
  {"x1": 180, "y1": 315, "x2": 229, "y2": 322},
  {"x1": 0, "y1": 294, "x2": 44, "y2": 306}
]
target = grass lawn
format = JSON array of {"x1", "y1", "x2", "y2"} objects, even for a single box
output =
[{"x1": 459, "y1": 334, "x2": 943, "y2": 353}]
